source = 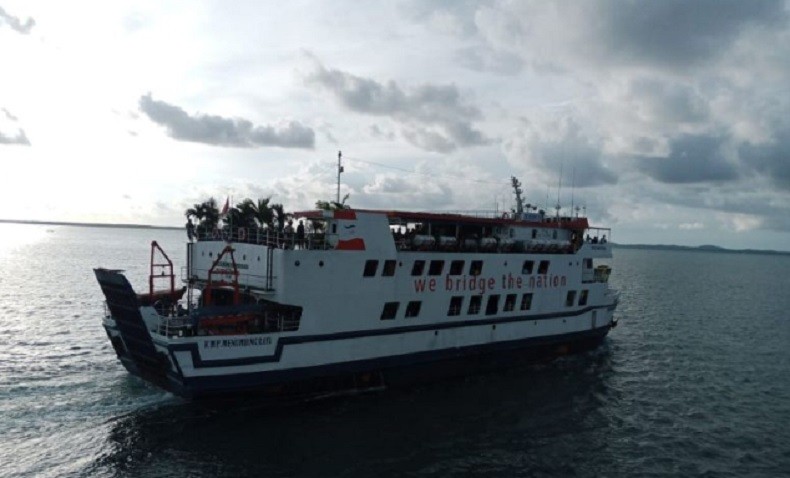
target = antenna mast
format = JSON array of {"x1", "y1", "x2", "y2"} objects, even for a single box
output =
[
  {"x1": 556, "y1": 162, "x2": 563, "y2": 220},
  {"x1": 570, "y1": 167, "x2": 575, "y2": 218},
  {"x1": 336, "y1": 150, "x2": 343, "y2": 204},
  {"x1": 511, "y1": 176, "x2": 524, "y2": 215}
]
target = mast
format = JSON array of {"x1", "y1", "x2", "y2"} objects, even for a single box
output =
[
  {"x1": 336, "y1": 150, "x2": 343, "y2": 204},
  {"x1": 511, "y1": 176, "x2": 524, "y2": 215}
]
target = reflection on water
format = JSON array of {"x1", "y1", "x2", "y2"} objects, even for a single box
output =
[
  {"x1": 0, "y1": 224, "x2": 52, "y2": 259},
  {"x1": 93, "y1": 348, "x2": 616, "y2": 478}
]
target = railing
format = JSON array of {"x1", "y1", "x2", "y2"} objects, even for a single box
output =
[
  {"x1": 187, "y1": 268, "x2": 273, "y2": 290},
  {"x1": 194, "y1": 226, "x2": 332, "y2": 250}
]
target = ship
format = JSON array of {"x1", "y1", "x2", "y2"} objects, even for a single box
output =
[{"x1": 94, "y1": 177, "x2": 619, "y2": 399}]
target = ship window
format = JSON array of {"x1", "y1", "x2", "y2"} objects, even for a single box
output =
[
  {"x1": 468, "y1": 295, "x2": 482, "y2": 315},
  {"x1": 332, "y1": 224, "x2": 337, "y2": 234},
  {"x1": 448, "y1": 296, "x2": 463, "y2": 316},
  {"x1": 363, "y1": 260, "x2": 379, "y2": 277},
  {"x1": 411, "y1": 260, "x2": 425, "y2": 276},
  {"x1": 469, "y1": 260, "x2": 483, "y2": 276},
  {"x1": 520, "y1": 293, "x2": 533, "y2": 311},
  {"x1": 504, "y1": 294, "x2": 517, "y2": 312},
  {"x1": 428, "y1": 260, "x2": 445, "y2": 276},
  {"x1": 579, "y1": 289, "x2": 589, "y2": 306},
  {"x1": 449, "y1": 260, "x2": 465, "y2": 275},
  {"x1": 486, "y1": 295, "x2": 500, "y2": 315},
  {"x1": 584, "y1": 258, "x2": 593, "y2": 269},
  {"x1": 522, "y1": 260, "x2": 534, "y2": 274},
  {"x1": 381, "y1": 302, "x2": 399, "y2": 320},
  {"x1": 565, "y1": 290, "x2": 577, "y2": 307},
  {"x1": 382, "y1": 260, "x2": 396, "y2": 277},
  {"x1": 405, "y1": 301, "x2": 422, "y2": 318},
  {"x1": 532, "y1": 229, "x2": 537, "y2": 239},
  {"x1": 538, "y1": 260, "x2": 550, "y2": 274}
]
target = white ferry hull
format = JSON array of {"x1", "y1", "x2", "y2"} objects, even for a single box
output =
[{"x1": 98, "y1": 268, "x2": 616, "y2": 399}]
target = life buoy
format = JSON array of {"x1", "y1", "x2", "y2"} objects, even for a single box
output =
[{"x1": 238, "y1": 227, "x2": 246, "y2": 241}]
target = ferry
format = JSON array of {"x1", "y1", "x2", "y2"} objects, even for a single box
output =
[{"x1": 95, "y1": 177, "x2": 619, "y2": 399}]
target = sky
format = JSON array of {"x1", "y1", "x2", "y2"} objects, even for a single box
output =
[{"x1": 1, "y1": 1, "x2": 789, "y2": 251}]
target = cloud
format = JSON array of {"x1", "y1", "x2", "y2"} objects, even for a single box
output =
[
  {"x1": 505, "y1": 118, "x2": 618, "y2": 187},
  {"x1": 636, "y1": 134, "x2": 739, "y2": 184},
  {"x1": 0, "y1": 6, "x2": 35, "y2": 34},
  {"x1": 0, "y1": 108, "x2": 30, "y2": 146},
  {"x1": 306, "y1": 60, "x2": 490, "y2": 152},
  {"x1": 739, "y1": 126, "x2": 790, "y2": 189},
  {"x1": 595, "y1": 0, "x2": 787, "y2": 69},
  {"x1": 138, "y1": 93, "x2": 315, "y2": 149},
  {"x1": 627, "y1": 78, "x2": 709, "y2": 125}
]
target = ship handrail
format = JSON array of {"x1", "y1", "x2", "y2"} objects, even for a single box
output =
[{"x1": 194, "y1": 226, "x2": 333, "y2": 250}]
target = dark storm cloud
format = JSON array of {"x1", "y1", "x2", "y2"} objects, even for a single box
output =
[
  {"x1": 307, "y1": 62, "x2": 489, "y2": 153},
  {"x1": 0, "y1": 6, "x2": 35, "y2": 34},
  {"x1": 637, "y1": 134, "x2": 738, "y2": 184},
  {"x1": 739, "y1": 131, "x2": 790, "y2": 189},
  {"x1": 138, "y1": 94, "x2": 315, "y2": 149},
  {"x1": 597, "y1": 0, "x2": 786, "y2": 68},
  {"x1": 627, "y1": 78, "x2": 708, "y2": 124}
]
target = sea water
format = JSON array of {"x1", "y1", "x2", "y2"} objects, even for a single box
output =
[{"x1": 1, "y1": 224, "x2": 789, "y2": 477}]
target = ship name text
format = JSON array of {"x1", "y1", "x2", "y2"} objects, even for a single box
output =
[
  {"x1": 414, "y1": 273, "x2": 567, "y2": 294},
  {"x1": 203, "y1": 336, "x2": 272, "y2": 349}
]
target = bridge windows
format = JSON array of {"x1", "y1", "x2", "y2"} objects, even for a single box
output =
[
  {"x1": 485, "y1": 295, "x2": 500, "y2": 315},
  {"x1": 468, "y1": 295, "x2": 482, "y2": 315},
  {"x1": 504, "y1": 294, "x2": 517, "y2": 312},
  {"x1": 520, "y1": 293, "x2": 533, "y2": 311},
  {"x1": 405, "y1": 301, "x2": 422, "y2": 318},
  {"x1": 448, "y1": 296, "x2": 464, "y2": 316},
  {"x1": 380, "y1": 302, "x2": 399, "y2": 320},
  {"x1": 382, "y1": 260, "x2": 397, "y2": 277},
  {"x1": 363, "y1": 260, "x2": 379, "y2": 277}
]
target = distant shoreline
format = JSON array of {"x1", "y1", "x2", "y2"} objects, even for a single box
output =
[
  {"x1": 2, "y1": 218, "x2": 787, "y2": 256},
  {"x1": 0, "y1": 219, "x2": 181, "y2": 231},
  {"x1": 613, "y1": 243, "x2": 790, "y2": 256}
]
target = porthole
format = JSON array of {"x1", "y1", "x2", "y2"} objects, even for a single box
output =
[
  {"x1": 319, "y1": 261, "x2": 324, "y2": 267},
  {"x1": 243, "y1": 255, "x2": 247, "y2": 260},
  {"x1": 209, "y1": 252, "x2": 213, "y2": 257},
  {"x1": 295, "y1": 261, "x2": 300, "y2": 266}
]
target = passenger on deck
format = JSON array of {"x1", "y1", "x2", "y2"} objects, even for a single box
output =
[
  {"x1": 601, "y1": 235, "x2": 607, "y2": 244},
  {"x1": 186, "y1": 218, "x2": 195, "y2": 241},
  {"x1": 296, "y1": 220, "x2": 305, "y2": 249}
]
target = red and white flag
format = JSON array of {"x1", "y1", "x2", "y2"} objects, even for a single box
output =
[{"x1": 220, "y1": 197, "x2": 230, "y2": 216}]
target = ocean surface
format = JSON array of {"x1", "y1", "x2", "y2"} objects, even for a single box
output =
[{"x1": 1, "y1": 223, "x2": 789, "y2": 477}]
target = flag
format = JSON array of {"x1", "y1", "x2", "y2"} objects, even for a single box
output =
[{"x1": 220, "y1": 197, "x2": 230, "y2": 216}]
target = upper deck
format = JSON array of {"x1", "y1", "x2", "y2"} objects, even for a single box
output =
[{"x1": 192, "y1": 208, "x2": 611, "y2": 257}]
